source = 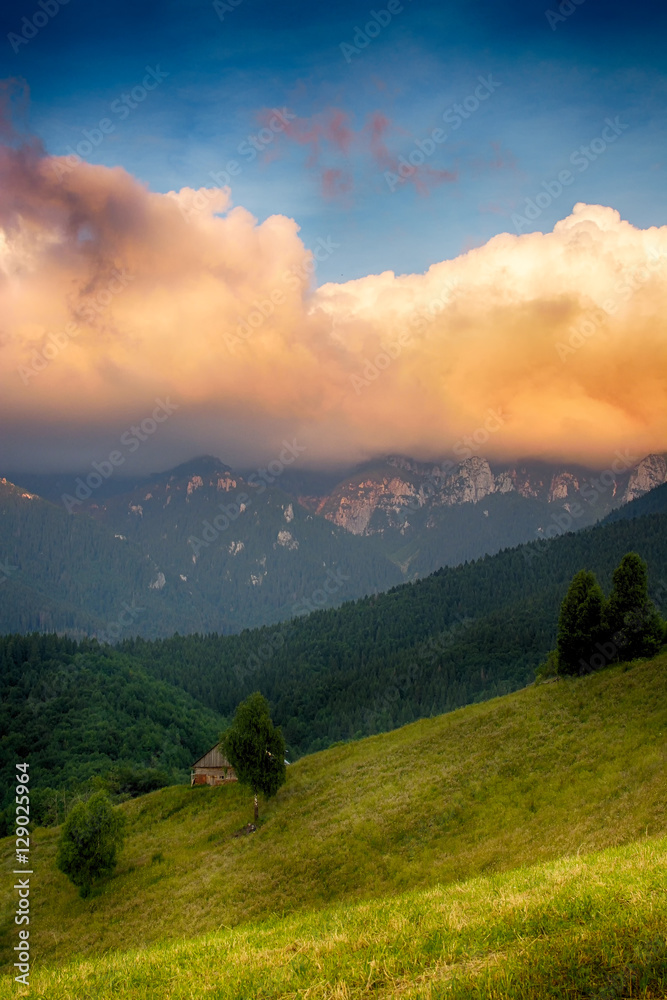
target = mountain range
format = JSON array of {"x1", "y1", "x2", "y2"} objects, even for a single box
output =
[
  {"x1": 1, "y1": 450, "x2": 666, "y2": 638},
  {"x1": 296, "y1": 451, "x2": 667, "y2": 575}
]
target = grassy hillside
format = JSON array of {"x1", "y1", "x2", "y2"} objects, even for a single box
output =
[
  {"x1": 4, "y1": 835, "x2": 666, "y2": 998},
  {"x1": 2, "y1": 652, "x2": 665, "y2": 975}
]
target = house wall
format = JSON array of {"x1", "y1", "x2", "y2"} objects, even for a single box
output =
[{"x1": 191, "y1": 766, "x2": 237, "y2": 786}]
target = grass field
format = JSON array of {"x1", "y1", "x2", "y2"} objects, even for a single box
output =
[
  {"x1": 1, "y1": 653, "x2": 666, "y2": 995},
  {"x1": 3, "y1": 836, "x2": 667, "y2": 998}
]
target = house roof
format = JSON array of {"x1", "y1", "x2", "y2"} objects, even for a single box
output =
[{"x1": 191, "y1": 743, "x2": 233, "y2": 769}]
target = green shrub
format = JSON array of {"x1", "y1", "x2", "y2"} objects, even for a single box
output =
[{"x1": 56, "y1": 791, "x2": 125, "y2": 897}]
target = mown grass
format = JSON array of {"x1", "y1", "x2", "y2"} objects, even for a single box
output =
[
  {"x1": 3, "y1": 835, "x2": 667, "y2": 998},
  {"x1": 1, "y1": 654, "x2": 666, "y2": 976}
]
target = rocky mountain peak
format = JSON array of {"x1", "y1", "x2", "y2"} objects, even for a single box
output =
[
  {"x1": 623, "y1": 454, "x2": 667, "y2": 503},
  {"x1": 157, "y1": 455, "x2": 233, "y2": 482},
  {"x1": 307, "y1": 451, "x2": 667, "y2": 539}
]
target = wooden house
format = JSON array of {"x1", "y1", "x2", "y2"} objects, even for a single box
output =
[{"x1": 190, "y1": 744, "x2": 237, "y2": 786}]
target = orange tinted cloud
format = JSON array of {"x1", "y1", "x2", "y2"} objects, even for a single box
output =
[{"x1": 1, "y1": 140, "x2": 666, "y2": 469}]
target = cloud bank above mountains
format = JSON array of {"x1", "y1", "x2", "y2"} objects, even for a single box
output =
[{"x1": 1, "y1": 134, "x2": 666, "y2": 472}]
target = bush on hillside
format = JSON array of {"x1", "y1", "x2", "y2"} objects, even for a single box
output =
[{"x1": 56, "y1": 791, "x2": 125, "y2": 897}]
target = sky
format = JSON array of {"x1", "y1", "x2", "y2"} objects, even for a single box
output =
[{"x1": 0, "y1": 0, "x2": 666, "y2": 474}]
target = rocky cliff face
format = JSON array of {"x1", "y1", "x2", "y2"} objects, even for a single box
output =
[
  {"x1": 316, "y1": 471, "x2": 422, "y2": 535},
  {"x1": 623, "y1": 454, "x2": 667, "y2": 503},
  {"x1": 307, "y1": 453, "x2": 667, "y2": 537}
]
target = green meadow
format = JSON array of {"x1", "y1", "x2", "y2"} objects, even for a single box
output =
[
  {"x1": 4, "y1": 837, "x2": 667, "y2": 999},
  {"x1": 2, "y1": 653, "x2": 666, "y2": 997}
]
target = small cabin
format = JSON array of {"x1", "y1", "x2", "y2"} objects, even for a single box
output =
[{"x1": 190, "y1": 744, "x2": 237, "y2": 786}]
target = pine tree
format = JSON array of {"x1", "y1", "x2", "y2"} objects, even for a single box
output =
[
  {"x1": 604, "y1": 552, "x2": 664, "y2": 660},
  {"x1": 556, "y1": 569, "x2": 605, "y2": 674},
  {"x1": 221, "y1": 692, "x2": 286, "y2": 822}
]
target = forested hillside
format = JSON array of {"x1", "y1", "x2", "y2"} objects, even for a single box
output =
[
  {"x1": 122, "y1": 509, "x2": 667, "y2": 754},
  {"x1": 2, "y1": 652, "x2": 667, "y2": 980},
  {"x1": 0, "y1": 633, "x2": 224, "y2": 829},
  {"x1": 2, "y1": 509, "x2": 665, "y2": 818}
]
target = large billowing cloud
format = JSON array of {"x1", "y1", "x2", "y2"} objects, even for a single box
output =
[{"x1": 0, "y1": 135, "x2": 666, "y2": 471}]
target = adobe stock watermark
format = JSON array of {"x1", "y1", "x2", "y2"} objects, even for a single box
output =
[
  {"x1": 385, "y1": 75, "x2": 502, "y2": 192},
  {"x1": 226, "y1": 237, "x2": 340, "y2": 352},
  {"x1": 187, "y1": 439, "x2": 306, "y2": 555},
  {"x1": 231, "y1": 568, "x2": 351, "y2": 684},
  {"x1": 291, "y1": 568, "x2": 351, "y2": 617},
  {"x1": 213, "y1": 0, "x2": 244, "y2": 21},
  {"x1": 340, "y1": 0, "x2": 412, "y2": 63},
  {"x1": 511, "y1": 117, "x2": 628, "y2": 233},
  {"x1": 233, "y1": 625, "x2": 291, "y2": 685},
  {"x1": 96, "y1": 599, "x2": 145, "y2": 644},
  {"x1": 17, "y1": 268, "x2": 135, "y2": 385},
  {"x1": 176, "y1": 109, "x2": 297, "y2": 225},
  {"x1": 0, "y1": 559, "x2": 18, "y2": 586},
  {"x1": 556, "y1": 249, "x2": 666, "y2": 362},
  {"x1": 401, "y1": 410, "x2": 506, "y2": 514},
  {"x1": 61, "y1": 397, "x2": 179, "y2": 513},
  {"x1": 525, "y1": 449, "x2": 640, "y2": 553},
  {"x1": 452, "y1": 409, "x2": 505, "y2": 461},
  {"x1": 8, "y1": 0, "x2": 70, "y2": 54},
  {"x1": 52, "y1": 67, "x2": 169, "y2": 180},
  {"x1": 651, "y1": 577, "x2": 667, "y2": 615},
  {"x1": 577, "y1": 595, "x2": 665, "y2": 674},
  {"x1": 382, "y1": 615, "x2": 472, "y2": 711},
  {"x1": 349, "y1": 283, "x2": 458, "y2": 395},
  {"x1": 545, "y1": 0, "x2": 586, "y2": 31}
]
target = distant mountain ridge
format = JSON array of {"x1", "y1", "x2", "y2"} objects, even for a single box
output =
[
  {"x1": 297, "y1": 451, "x2": 667, "y2": 576},
  {"x1": 0, "y1": 459, "x2": 403, "y2": 638},
  {"x1": 305, "y1": 452, "x2": 667, "y2": 531},
  {"x1": 0, "y1": 450, "x2": 665, "y2": 638}
]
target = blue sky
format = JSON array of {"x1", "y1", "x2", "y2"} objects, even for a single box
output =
[{"x1": 3, "y1": 0, "x2": 665, "y2": 282}]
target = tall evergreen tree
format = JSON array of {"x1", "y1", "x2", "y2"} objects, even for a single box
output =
[
  {"x1": 221, "y1": 692, "x2": 286, "y2": 822},
  {"x1": 556, "y1": 569, "x2": 605, "y2": 674},
  {"x1": 604, "y1": 552, "x2": 664, "y2": 660}
]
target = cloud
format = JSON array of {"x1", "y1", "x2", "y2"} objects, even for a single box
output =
[
  {"x1": 258, "y1": 106, "x2": 458, "y2": 201},
  {"x1": 0, "y1": 135, "x2": 666, "y2": 472},
  {"x1": 363, "y1": 110, "x2": 458, "y2": 195},
  {"x1": 256, "y1": 106, "x2": 357, "y2": 199}
]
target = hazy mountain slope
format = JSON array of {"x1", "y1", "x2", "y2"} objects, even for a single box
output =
[
  {"x1": 82, "y1": 456, "x2": 403, "y2": 631},
  {"x1": 2, "y1": 452, "x2": 666, "y2": 637},
  {"x1": 602, "y1": 481, "x2": 667, "y2": 524},
  {"x1": 0, "y1": 460, "x2": 403, "y2": 636},
  {"x1": 0, "y1": 477, "x2": 198, "y2": 638}
]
